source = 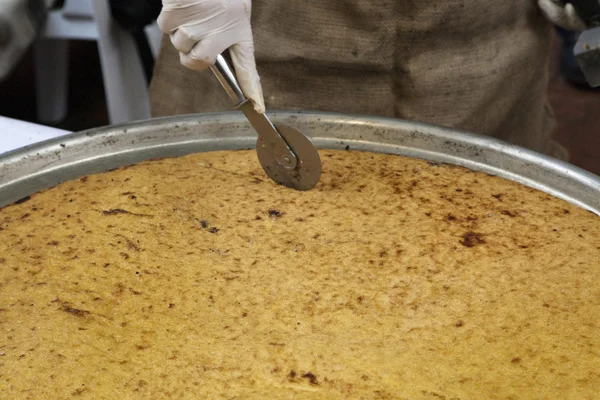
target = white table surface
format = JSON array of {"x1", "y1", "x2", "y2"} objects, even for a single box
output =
[{"x1": 0, "y1": 116, "x2": 71, "y2": 155}]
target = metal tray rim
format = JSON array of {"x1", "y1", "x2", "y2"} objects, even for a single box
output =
[{"x1": 1, "y1": 111, "x2": 598, "y2": 215}]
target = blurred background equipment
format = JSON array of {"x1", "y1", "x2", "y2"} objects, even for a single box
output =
[
  {"x1": 0, "y1": 0, "x2": 162, "y2": 125},
  {"x1": 33, "y1": 0, "x2": 161, "y2": 124},
  {"x1": 0, "y1": 0, "x2": 53, "y2": 81},
  {"x1": 108, "y1": 0, "x2": 163, "y2": 83},
  {"x1": 568, "y1": 0, "x2": 600, "y2": 86},
  {"x1": 556, "y1": 28, "x2": 590, "y2": 87}
]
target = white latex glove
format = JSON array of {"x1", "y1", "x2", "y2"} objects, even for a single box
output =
[
  {"x1": 538, "y1": 0, "x2": 587, "y2": 31},
  {"x1": 0, "y1": 0, "x2": 53, "y2": 81},
  {"x1": 157, "y1": 0, "x2": 265, "y2": 114}
]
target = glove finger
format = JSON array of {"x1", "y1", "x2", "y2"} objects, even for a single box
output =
[
  {"x1": 157, "y1": 9, "x2": 179, "y2": 34},
  {"x1": 180, "y1": 37, "x2": 224, "y2": 71},
  {"x1": 230, "y1": 41, "x2": 265, "y2": 114},
  {"x1": 538, "y1": 0, "x2": 566, "y2": 25},
  {"x1": 158, "y1": 1, "x2": 227, "y2": 33},
  {"x1": 538, "y1": 0, "x2": 585, "y2": 31},
  {"x1": 169, "y1": 28, "x2": 197, "y2": 54}
]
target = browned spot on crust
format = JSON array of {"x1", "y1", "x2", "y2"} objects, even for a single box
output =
[
  {"x1": 102, "y1": 209, "x2": 152, "y2": 217},
  {"x1": 460, "y1": 232, "x2": 485, "y2": 247},
  {"x1": 62, "y1": 305, "x2": 90, "y2": 317},
  {"x1": 102, "y1": 209, "x2": 130, "y2": 215},
  {"x1": 268, "y1": 209, "x2": 282, "y2": 219},
  {"x1": 302, "y1": 372, "x2": 318, "y2": 385}
]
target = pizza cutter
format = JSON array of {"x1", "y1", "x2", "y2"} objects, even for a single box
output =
[{"x1": 210, "y1": 54, "x2": 321, "y2": 191}]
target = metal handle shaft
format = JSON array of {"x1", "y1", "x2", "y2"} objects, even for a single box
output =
[{"x1": 210, "y1": 55, "x2": 248, "y2": 106}]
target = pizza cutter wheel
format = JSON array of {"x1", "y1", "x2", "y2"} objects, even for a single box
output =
[{"x1": 210, "y1": 54, "x2": 322, "y2": 191}]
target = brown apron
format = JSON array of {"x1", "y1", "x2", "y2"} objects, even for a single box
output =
[{"x1": 150, "y1": 1, "x2": 559, "y2": 157}]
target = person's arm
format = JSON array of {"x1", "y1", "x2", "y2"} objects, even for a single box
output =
[{"x1": 156, "y1": 0, "x2": 264, "y2": 113}]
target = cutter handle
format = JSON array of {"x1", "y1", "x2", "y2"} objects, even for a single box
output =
[
  {"x1": 208, "y1": 53, "x2": 299, "y2": 170},
  {"x1": 209, "y1": 54, "x2": 248, "y2": 107}
]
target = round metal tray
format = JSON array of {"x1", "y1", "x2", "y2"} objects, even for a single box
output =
[{"x1": 1, "y1": 112, "x2": 599, "y2": 214}]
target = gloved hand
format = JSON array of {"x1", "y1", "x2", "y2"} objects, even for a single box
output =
[
  {"x1": 538, "y1": 0, "x2": 586, "y2": 31},
  {"x1": 157, "y1": 0, "x2": 265, "y2": 113}
]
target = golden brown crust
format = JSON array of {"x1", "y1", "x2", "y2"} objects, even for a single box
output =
[{"x1": 1, "y1": 150, "x2": 599, "y2": 399}]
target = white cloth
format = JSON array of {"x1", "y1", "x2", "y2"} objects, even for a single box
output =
[
  {"x1": 0, "y1": 116, "x2": 69, "y2": 155},
  {"x1": 157, "y1": 0, "x2": 265, "y2": 113}
]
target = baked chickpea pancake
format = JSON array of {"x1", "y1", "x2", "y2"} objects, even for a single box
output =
[{"x1": 1, "y1": 150, "x2": 599, "y2": 399}]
